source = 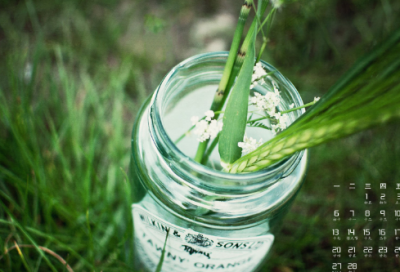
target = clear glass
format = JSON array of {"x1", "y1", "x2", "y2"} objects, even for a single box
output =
[{"x1": 130, "y1": 52, "x2": 308, "y2": 272}]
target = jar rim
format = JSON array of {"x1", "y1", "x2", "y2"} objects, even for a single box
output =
[{"x1": 150, "y1": 51, "x2": 305, "y2": 190}]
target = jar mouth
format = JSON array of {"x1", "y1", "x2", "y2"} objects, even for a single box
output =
[{"x1": 150, "y1": 52, "x2": 305, "y2": 191}]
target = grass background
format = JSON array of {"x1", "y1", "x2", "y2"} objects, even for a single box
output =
[{"x1": 1, "y1": 0, "x2": 400, "y2": 271}]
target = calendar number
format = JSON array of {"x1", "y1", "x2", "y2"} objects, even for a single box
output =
[
  {"x1": 347, "y1": 263, "x2": 357, "y2": 269},
  {"x1": 332, "y1": 263, "x2": 342, "y2": 270},
  {"x1": 378, "y1": 247, "x2": 387, "y2": 253},
  {"x1": 363, "y1": 246, "x2": 373, "y2": 253},
  {"x1": 334, "y1": 210, "x2": 340, "y2": 217}
]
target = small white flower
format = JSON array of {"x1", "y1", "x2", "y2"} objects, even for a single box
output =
[
  {"x1": 205, "y1": 110, "x2": 215, "y2": 121},
  {"x1": 253, "y1": 62, "x2": 267, "y2": 78},
  {"x1": 250, "y1": 62, "x2": 267, "y2": 89},
  {"x1": 265, "y1": 91, "x2": 280, "y2": 106},
  {"x1": 193, "y1": 120, "x2": 209, "y2": 142},
  {"x1": 271, "y1": 112, "x2": 289, "y2": 133},
  {"x1": 251, "y1": 90, "x2": 281, "y2": 116},
  {"x1": 208, "y1": 119, "x2": 223, "y2": 138},
  {"x1": 191, "y1": 111, "x2": 223, "y2": 142},
  {"x1": 238, "y1": 135, "x2": 263, "y2": 154},
  {"x1": 314, "y1": 97, "x2": 320, "y2": 102}
]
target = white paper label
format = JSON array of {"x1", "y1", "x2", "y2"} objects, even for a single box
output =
[{"x1": 133, "y1": 204, "x2": 274, "y2": 272}]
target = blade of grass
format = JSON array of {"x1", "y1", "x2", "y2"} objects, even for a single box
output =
[
  {"x1": 219, "y1": 25, "x2": 256, "y2": 167},
  {"x1": 0, "y1": 206, "x2": 59, "y2": 272},
  {"x1": 85, "y1": 210, "x2": 94, "y2": 266},
  {"x1": 155, "y1": 230, "x2": 169, "y2": 272},
  {"x1": 229, "y1": 29, "x2": 400, "y2": 173},
  {"x1": 282, "y1": 28, "x2": 400, "y2": 134},
  {"x1": 13, "y1": 241, "x2": 33, "y2": 272},
  {"x1": 2, "y1": 244, "x2": 74, "y2": 272}
]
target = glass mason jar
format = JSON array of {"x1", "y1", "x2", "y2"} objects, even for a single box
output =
[{"x1": 130, "y1": 52, "x2": 308, "y2": 272}]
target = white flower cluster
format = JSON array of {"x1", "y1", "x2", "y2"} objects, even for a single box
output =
[
  {"x1": 248, "y1": 62, "x2": 290, "y2": 134},
  {"x1": 250, "y1": 62, "x2": 267, "y2": 89},
  {"x1": 271, "y1": 112, "x2": 289, "y2": 132},
  {"x1": 191, "y1": 110, "x2": 223, "y2": 142},
  {"x1": 238, "y1": 135, "x2": 263, "y2": 154},
  {"x1": 250, "y1": 87, "x2": 289, "y2": 133},
  {"x1": 250, "y1": 89, "x2": 281, "y2": 116}
]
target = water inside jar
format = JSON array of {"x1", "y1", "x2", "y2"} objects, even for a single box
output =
[{"x1": 162, "y1": 84, "x2": 278, "y2": 170}]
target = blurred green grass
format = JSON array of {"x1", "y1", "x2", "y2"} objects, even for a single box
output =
[{"x1": 0, "y1": 0, "x2": 399, "y2": 271}]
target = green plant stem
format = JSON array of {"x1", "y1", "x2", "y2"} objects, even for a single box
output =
[
  {"x1": 201, "y1": 134, "x2": 220, "y2": 165},
  {"x1": 193, "y1": 0, "x2": 273, "y2": 165},
  {"x1": 174, "y1": 124, "x2": 195, "y2": 144},
  {"x1": 203, "y1": 20, "x2": 258, "y2": 165},
  {"x1": 193, "y1": 0, "x2": 253, "y2": 163},
  {"x1": 258, "y1": 8, "x2": 276, "y2": 33},
  {"x1": 155, "y1": 230, "x2": 169, "y2": 272},
  {"x1": 194, "y1": 141, "x2": 208, "y2": 162},
  {"x1": 196, "y1": 2, "x2": 271, "y2": 163},
  {"x1": 252, "y1": 70, "x2": 276, "y2": 82},
  {"x1": 281, "y1": 100, "x2": 318, "y2": 114},
  {"x1": 210, "y1": 0, "x2": 253, "y2": 112},
  {"x1": 216, "y1": 18, "x2": 258, "y2": 119},
  {"x1": 257, "y1": 37, "x2": 268, "y2": 63}
]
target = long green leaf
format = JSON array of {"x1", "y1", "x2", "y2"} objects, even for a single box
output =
[
  {"x1": 219, "y1": 29, "x2": 256, "y2": 167},
  {"x1": 200, "y1": 1, "x2": 270, "y2": 164}
]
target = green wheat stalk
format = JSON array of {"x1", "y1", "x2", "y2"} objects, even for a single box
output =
[{"x1": 229, "y1": 29, "x2": 400, "y2": 173}]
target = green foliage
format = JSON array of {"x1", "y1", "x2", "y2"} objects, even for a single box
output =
[
  {"x1": 0, "y1": 0, "x2": 399, "y2": 271},
  {"x1": 230, "y1": 29, "x2": 400, "y2": 173},
  {"x1": 0, "y1": 1, "x2": 148, "y2": 270}
]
